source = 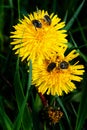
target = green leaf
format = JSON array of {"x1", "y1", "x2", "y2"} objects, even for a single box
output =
[
  {"x1": 13, "y1": 58, "x2": 33, "y2": 130},
  {"x1": 76, "y1": 19, "x2": 87, "y2": 44},
  {"x1": 17, "y1": 0, "x2": 21, "y2": 19},
  {"x1": 0, "y1": 0, "x2": 4, "y2": 51},
  {"x1": 65, "y1": 0, "x2": 85, "y2": 30},
  {"x1": 33, "y1": 93, "x2": 42, "y2": 112},
  {"x1": 69, "y1": 32, "x2": 87, "y2": 63},
  {"x1": 52, "y1": 0, "x2": 57, "y2": 12},
  {"x1": 56, "y1": 96, "x2": 72, "y2": 130},
  {"x1": 0, "y1": 106, "x2": 13, "y2": 130},
  {"x1": 75, "y1": 75, "x2": 87, "y2": 130}
]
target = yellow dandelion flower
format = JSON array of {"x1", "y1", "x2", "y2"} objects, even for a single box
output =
[
  {"x1": 10, "y1": 10, "x2": 67, "y2": 62},
  {"x1": 32, "y1": 47, "x2": 85, "y2": 96}
]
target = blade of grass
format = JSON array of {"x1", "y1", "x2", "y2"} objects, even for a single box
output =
[
  {"x1": 31, "y1": 93, "x2": 42, "y2": 130},
  {"x1": 33, "y1": 93, "x2": 42, "y2": 112},
  {"x1": 52, "y1": 0, "x2": 57, "y2": 12},
  {"x1": 9, "y1": 0, "x2": 14, "y2": 26},
  {"x1": 44, "y1": 121, "x2": 46, "y2": 130},
  {"x1": 59, "y1": 121, "x2": 65, "y2": 130},
  {"x1": 0, "y1": 0, "x2": 4, "y2": 51},
  {"x1": 18, "y1": 0, "x2": 20, "y2": 19},
  {"x1": 13, "y1": 60, "x2": 32, "y2": 130},
  {"x1": 0, "y1": 106, "x2": 13, "y2": 130},
  {"x1": 65, "y1": 0, "x2": 85, "y2": 30},
  {"x1": 63, "y1": 10, "x2": 68, "y2": 22},
  {"x1": 75, "y1": 75, "x2": 87, "y2": 130},
  {"x1": 56, "y1": 96, "x2": 72, "y2": 130},
  {"x1": 0, "y1": 54, "x2": 6, "y2": 60},
  {"x1": 76, "y1": 18, "x2": 87, "y2": 44},
  {"x1": 13, "y1": 58, "x2": 32, "y2": 130},
  {"x1": 71, "y1": 25, "x2": 87, "y2": 33},
  {"x1": 69, "y1": 32, "x2": 87, "y2": 63}
]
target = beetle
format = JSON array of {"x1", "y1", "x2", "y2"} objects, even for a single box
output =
[
  {"x1": 47, "y1": 62, "x2": 56, "y2": 72},
  {"x1": 43, "y1": 15, "x2": 51, "y2": 25},
  {"x1": 59, "y1": 61, "x2": 69, "y2": 69},
  {"x1": 32, "y1": 19, "x2": 42, "y2": 29}
]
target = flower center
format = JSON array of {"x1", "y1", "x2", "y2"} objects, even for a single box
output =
[{"x1": 35, "y1": 29, "x2": 45, "y2": 42}]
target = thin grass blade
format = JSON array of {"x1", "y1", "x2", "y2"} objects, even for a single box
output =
[
  {"x1": 13, "y1": 58, "x2": 32, "y2": 130},
  {"x1": 69, "y1": 32, "x2": 87, "y2": 63},
  {"x1": 75, "y1": 75, "x2": 87, "y2": 130},
  {"x1": 56, "y1": 95, "x2": 72, "y2": 130},
  {"x1": 0, "y1": 106, "x2": 13, "y2": 130},
  {"x1": 65, "y1": 0, "x2": 85, "y2": 30},
  {"x1": 0, "y1": 0, "x2": 4, "y2": 51}
]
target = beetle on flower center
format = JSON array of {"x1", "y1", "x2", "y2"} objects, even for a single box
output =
[
  {"x1": 43, "y1": 15, "x2": 51, "y2": 25},
  {"x1": 32, "y1": 19, "x2": 42, "y2": 29},
  {"x1": 47, "y1": 62, "x2": 56, "y2": 72},
  {"x1": 59, "y1": 61, "x2": 69, "y2": 69}
]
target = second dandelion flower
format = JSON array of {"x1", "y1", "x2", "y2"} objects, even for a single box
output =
[{"x1": 32, "y1": 47, "x2": 85, "y2": 96}]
